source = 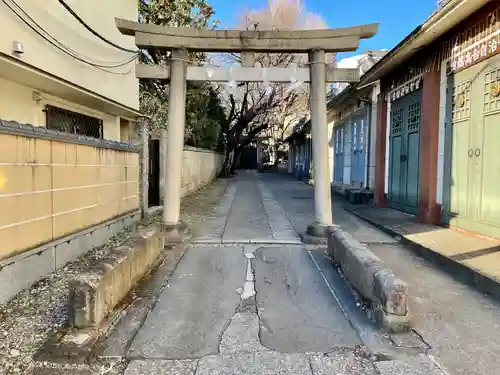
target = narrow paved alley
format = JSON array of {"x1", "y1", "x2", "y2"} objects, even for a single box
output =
[
  {"x1": 125, "y1": 171, "x2": 370, "y2": 374},
  {"x1": 117, "y1": 171, "x2": 500, "y2": 375}
]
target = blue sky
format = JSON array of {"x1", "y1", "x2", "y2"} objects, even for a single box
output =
[{"x1": 209, "y1": 0, "x2": 438, "y2": 59}]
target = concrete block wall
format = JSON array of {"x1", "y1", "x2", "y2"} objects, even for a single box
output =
[
  {"x1": 181, "y1": 146, "x2": 224, "y2": 196},
  {"x1": 0, "y1": 121, "x2": 140, "y2": 304},
  {"x1": 159, "y1": 146, "x2": 224, "y2": 201}
]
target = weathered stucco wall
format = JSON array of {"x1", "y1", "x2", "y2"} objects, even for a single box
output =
[
  {"x1": 0, "y1": 77, "x2": 124, "y2": 141},
  {"x1": 0, "y1": 0, "x2": 138, "y2": 110},
  {"x1": 159, "y1": 145, "x2": 223, "y2": 201},
  {"x1": 0, "y1": 123, "x2": 139, "y2": 261},
  {"x1": 181, "y1": 146, "x2": 224, "y2": 196}
]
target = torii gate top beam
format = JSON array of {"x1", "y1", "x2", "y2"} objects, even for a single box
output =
[{"x1": 115, "y1": 18, "x2": 379, "y2": 53}]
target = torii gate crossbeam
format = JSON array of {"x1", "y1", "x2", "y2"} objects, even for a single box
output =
[{"x1": 117, "y1": 18, "x2": 378, "y2": 244}]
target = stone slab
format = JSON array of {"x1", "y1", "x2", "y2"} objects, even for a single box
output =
[
  {"x1": 128, "y1": 246, "x2": 246, "y2": 359},
  {"x1": 253, "y1": 246, "x2": 360, "y2": 353},
  {"x1": 125, "y1": 360, "x2": 197, "y2": 375},
  {"x1": 219, "y1": 312, "x2": 264, "y2": 354},
  {"x1": 192, "y1": 185, "x2": 236, "y2": 242},
  {"x1": 222, "y1": 178, "x2": 273, "y2": 242},
  {"x1": 309, "y1": 351, "x2": 378, "y2": 375},
  {"x1": 137, "y1": 244, "x2": 188, "y2": 298},
  {"x1": 374, "y1": 354, "x2": 443, "y2": 375},
  {"x1": 29, "y1": 364, "x2": 92, "y2": 375},
  {"x1": 256, "y1": 180, "x2": 300, "y2": 242},
  {"x1": 97, "y1": 297, "x2": 155, "y2": 358},
  {"x1": 196, "y1": 352, "x2": 311, "y2": 375}
]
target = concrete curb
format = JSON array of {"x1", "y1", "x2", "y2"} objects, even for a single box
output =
[
  {"x1": 326, "y1": 225, "x2": 410, "y2": 333},
  {"x1": 69, "y1": 226, "x2": 164, "y2": 329},
  {"x1": 345, "y1": 207, "x2": 500, "y2": 303},
  {"x1": 0, "y1": 210, "x2": 140, "y2": 305},
  {"x1": 33, "y1": 243, "x2": 189, "y2": 372}
]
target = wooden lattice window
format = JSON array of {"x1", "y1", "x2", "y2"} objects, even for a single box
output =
[
  {"x1": 340, "y1": 128, "x2": 344, "y2": 152},
  {"x1": 352, "y1": 122, "x2": 357, "y2": 150},
  {"x1": 452, "y1": 81, "x2": 471, "y2": 121},
  {"x1": 335, "y1": 128, "x2": 340, "y2": 153},
  {"x1": 391, "y1": 108, "x2": 403, "y2": 136},
  {"x1": 360, "y1": 119, "x2": 365, "y2": 150},
  {"x1": 484, "y1": 67, "x2": 500, "y2": 113},
  {"x1": 407, "y1": 102, "x2": 421, "y2": 133}
]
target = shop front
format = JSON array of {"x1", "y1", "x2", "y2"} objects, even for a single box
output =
[
  {"x1": 442, "y1": 19, "x2": 500, "y2": 238},
  {"x1": 387, "y1": 83, "x2": 423, "y2": 215}
]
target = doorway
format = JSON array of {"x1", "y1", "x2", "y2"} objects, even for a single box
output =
[
  {"x1": 334, "y1": 125, "x2": 344, "y2": 183},
  {"x1": 388, "y1": 89, "x2": 422, "y2": 214},
  {"x1": 239, "y1": 145, "x2": 258, "y2": 169},
  {"x1": 443, "y1": 55, "x2": 500, "y2": 238},
  {"x1": 148, "y1": 139, "x2": 160, "y2": 207},
  {"x1": 350, "y1": 115, "x2": 366, "y2": 186}
]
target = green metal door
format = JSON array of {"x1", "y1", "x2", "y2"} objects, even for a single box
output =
[
  {"x1": 444, "y1": 55, "x2": 500, "y2": 238},
  {"x1": 388, "y1": 90, "x2": 422, "y2": 214},
  {"x1": 389, "y1": 101, "x2": 404, "y2": 206},
  {"x1": 443, "y1": 69, "x2": 475, "y2": 230},
  {"x1": 471, "y1": 55, "x2": 500, "y2": 238}
]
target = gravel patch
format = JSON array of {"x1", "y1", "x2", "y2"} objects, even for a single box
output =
[{"x1": 0, "y1": 179, "x2": 229, "y2": 375}]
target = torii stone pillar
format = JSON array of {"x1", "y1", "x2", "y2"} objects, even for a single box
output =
[
  {"x1": 162, "y1": 48, "x2": 188, "y2": 241},
  {"x1": 114, "y1": 17, "x2": 378, "y2": 244},
  {"x1": 138, "y1": 116, "x2": 149, "y2": 220},
  {"x1": 301, "y1": 49, "x2": 333, "y2": 243}
]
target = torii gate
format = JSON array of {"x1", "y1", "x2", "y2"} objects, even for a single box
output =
[{"x1": 116, "y1": 18, "x2": 378, "y2": 243}]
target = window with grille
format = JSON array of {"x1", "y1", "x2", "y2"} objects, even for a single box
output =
[
  {"x1": 391, "y1": 108, "x2": 403, "y2": 136},
  {"x1": 45, "y1": 105, "x2": 103, "y2": 139},
  {"x1": 407, "y1": 102, "x2": 421, "y2": 133}
]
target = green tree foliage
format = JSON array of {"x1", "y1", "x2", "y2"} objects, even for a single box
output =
[{"x1": 138, "y1": 0, "x2": 224, "y2": 150}]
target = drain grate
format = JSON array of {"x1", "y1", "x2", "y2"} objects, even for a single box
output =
[{"x1": 292, "y1": 196, "x2": 312, "y2": 200}]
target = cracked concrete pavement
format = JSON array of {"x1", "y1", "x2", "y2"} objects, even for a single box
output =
[{"x1": 110, "y1": 171, "x2": 449, "y2": 374}]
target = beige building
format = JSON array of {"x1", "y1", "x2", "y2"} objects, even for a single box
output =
[
  {"x1": 0, "y1": 0, "x2": 141, "y2": 140},
  {"x1": 0, "y1": 0, "x2": 142, "y2": 303}
]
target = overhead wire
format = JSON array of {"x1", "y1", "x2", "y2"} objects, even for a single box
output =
[
  {"x1": 2, "y1": 0, "x2": 138, "y2": 74},
  {"x1": 58, "y1": 0, "x2": 140, "y2": 54},
  {"x1": 9, "y1": 0, "x2": 137, "y2": 66}
]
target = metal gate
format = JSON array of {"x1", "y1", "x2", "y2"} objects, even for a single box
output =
[
  {"x1": 334, "y1": 125, "x2": 344, "y2": 183},
  {"x1": 350, "y1": 115, "x2": 366, "y2": 186},
  {"x1": 388, "y1": 90, "x2": 422, "y2": 214}
]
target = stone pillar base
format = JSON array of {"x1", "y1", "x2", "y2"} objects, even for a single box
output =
[
  {"x1": 161, "y1": 221, "x2": 190, "y2": 244},
  {"x1": 300, "y1": 223, "x2": 329, "y2": 245},
  {"x1": 139, "y1": 212, "x2": 151, "y2": 226}
]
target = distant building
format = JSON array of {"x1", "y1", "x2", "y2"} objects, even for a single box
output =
[
  {"x1": 286, "y1": 50, "x2": 387, "y2": 186},
  {"x1": 326, "y1": 50, "x2": 387, "y2": 190},
  {"x1": 330, "y1": 50, "x2": 387, "y2": 95}
]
